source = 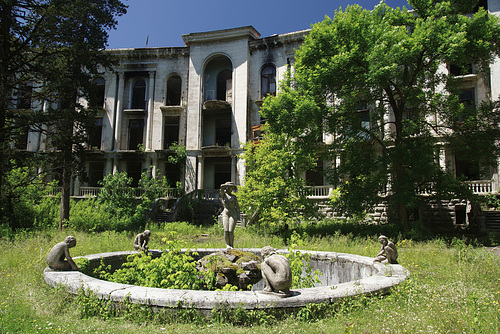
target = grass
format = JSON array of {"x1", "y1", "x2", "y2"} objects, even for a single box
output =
[{"x1": 0, "y1": 220, "x2": 499, "y2": 333}]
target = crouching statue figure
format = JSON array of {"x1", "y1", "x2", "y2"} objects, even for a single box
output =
[
  {"x1": 260, "y1": 246, "x2": 292, "y2": 296},
  {"x1": 46, "y1": 236, "x2": 79, "y2": 271},
  {"x1": 373, "y1": 235, "x2": 398, "y2": 264}
]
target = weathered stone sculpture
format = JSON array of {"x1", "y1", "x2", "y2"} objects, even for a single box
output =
[
  {"x1": 133, "y1": 230, "x2": 151, "y2": 251},
  {"x1": 374, "y1": 235, "x2": 398, "y2": 264},
  {"x1": 220, "y1": 181, "x2": 240, "y2": 249},
  {"x1": 260, "y1": 246, "x2": 292, "y2": 296},
  {"x1": 46, "y1": 236, "x2": 79, "y2": 271}
]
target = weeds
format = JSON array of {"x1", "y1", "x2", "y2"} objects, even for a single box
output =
[{"x1": 0, "y1": 221, "x2": 499, "y2": 333}]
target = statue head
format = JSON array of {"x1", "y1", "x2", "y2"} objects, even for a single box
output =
[
  {"x1": 64, "y1": 236, "x2": 77, "y2": 248},
  {"x1": 220, "y1": 181, "x2": 236, "y2": 193},
  {"x1": 379, "y1": 235, "x2": 388, "y2": 244},
  {"x1": 144, "y1": 230, "x2": 151, "y2": 237},
  {"x1": 261, "y1": 246, "x2": 276, "y2": 259}
]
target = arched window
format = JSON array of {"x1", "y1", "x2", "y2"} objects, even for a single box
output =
[
  {"x1": 131, "y1": 79, "x2": 146, "y2": 109},
  {"x1": 166, "y1": 75, "x2": 181, "y2": 106},
  {"x1": 261, "y1": 65, "x2": 276, "y2": 97},
  {"x1": 89, "y1": 77, "x2": 105, "y2": 108}
]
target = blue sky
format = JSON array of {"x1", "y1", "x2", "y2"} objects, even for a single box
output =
[{"x1": 107, "y1": 0, "x2": 410, "y2": 49}]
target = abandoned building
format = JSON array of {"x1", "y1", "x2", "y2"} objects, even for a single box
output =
[{"x1": 10, "y1": 0, "x2": 500, "y2": 229}]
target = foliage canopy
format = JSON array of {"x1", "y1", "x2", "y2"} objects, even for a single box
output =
[{"x1": 251, "y1": 0, "x2": 500, "y2": 228}]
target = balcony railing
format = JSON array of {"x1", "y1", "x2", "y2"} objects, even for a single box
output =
[{"x1": 48, "y1": 187, "x2": 181, "y2": 198}]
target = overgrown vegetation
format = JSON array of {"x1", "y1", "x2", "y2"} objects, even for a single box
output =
[{"x1": 1, "y1": 220, "x2": 499, "y2": 333}]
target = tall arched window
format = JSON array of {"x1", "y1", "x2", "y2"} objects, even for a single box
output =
[
  {"x1": 261, "y1": 65, "x2": 276, "y2": 97},
  {"x1": 131, "y1": 79, "x2": 146, "y2": 109},
  {"x1": 89, "y1": 77, "x2": 105, "y2": 108},
  {"x1": 166, "y1": 75, "x2": 181, "y2": 106}
]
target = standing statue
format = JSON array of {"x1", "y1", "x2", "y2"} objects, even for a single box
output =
[
  {"x1": 220, "y1": 181, "x2": 240, "y2": 249},
  {"x1": 374, "y1": 235, "x2": 398, "y2": 264},
  {"x1": 260, "y1": 246, "x2": 292, "y2": 296},
  {"x1": 46, "y1": 236, "x2": 79, "y2": 271},
  {"x1": 133, "y1": 230, "x2": 151, "y2": 251}
]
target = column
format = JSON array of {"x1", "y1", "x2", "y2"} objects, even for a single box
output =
[
  {"x1": 145, "y1": 71, "x2": 155, "y2": 151},
  {"x1": 114, "y1": 72, "x2": 125, "y2": 150},
  {"x1": 197, "y1": 156, "x2": 204, "y2": 190}
]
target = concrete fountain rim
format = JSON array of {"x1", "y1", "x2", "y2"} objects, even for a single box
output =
[{"x1": 43, "y1": 248, "x2": 409, "y2": 310}]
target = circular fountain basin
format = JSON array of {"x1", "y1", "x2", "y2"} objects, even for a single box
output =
[{"x1": 43, "y1": 248, "x2": 409, "y2": 311}]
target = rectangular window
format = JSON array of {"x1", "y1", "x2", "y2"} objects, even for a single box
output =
[
  {"x1": 128, "y1": 119, "x2": 144, "y2": 150},
  {"x1": 126, "y1": 161, "x2": 143, "y2": 187},
  {"x1": 163, "y1": 116, "x2": 180, "y2": 149},
  {"x1": 87, "y1": 118, "x2": 103, "y2": 150},
  {"x1": 215, "y1": 118, "x2": 231, "y2": 147},
  {"x1": 165, "y1": 161, "x2": 181, "y2": 186},
  {"x1": 88, "y1": 161, "x2": 105, "y2": 187}
]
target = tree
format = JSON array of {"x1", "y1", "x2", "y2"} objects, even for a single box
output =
[
  {"x1": 260, "y1": 0, "x2": 500, "y2": 229},
  {"x1": 238, "y1": 94, "x2": 321, "y2": 230},
  {"x1": 0, "y1": 0, "x2": 126, "y2": 229}
]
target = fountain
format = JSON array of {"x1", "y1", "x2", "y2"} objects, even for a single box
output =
[{"x1": 44, "y1": 248, "x2": 409, "y2": 312}]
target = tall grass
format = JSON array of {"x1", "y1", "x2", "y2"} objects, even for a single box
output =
[{"x1": 0, "y1": 221, "x2": 499, "y2": 333}]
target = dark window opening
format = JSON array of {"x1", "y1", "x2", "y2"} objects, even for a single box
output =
[
  {"x1": 128, "y1": 119, "x2": 144, "y2": 150},
  {"x1": 261, "y1": 65, "x2": 276, "y2": 97},
  {"x1": 473, "y1": 0, "x2": 487, "y2": 12},
  {"x1": 215, "y1": 118, "x2": 231, "y2": 146},
  {"x1": 455, "y1": 156, "x2": 480, "y2": 180},
  {"x1": 217, "y1": 70, "x2": 232, "y2": 101},
  {"x1": 355, "y1": 101, "x2": 370, "y2": 140},
  {"x1": 88, "y1": 161, "x2": 105, "y2": 187},
  {"x1": 126, "y1": 161, "x2": 143, "y2": 187},
  {"x1": 163, "y1": 116, "x2": 180, "y2": 149},
  {"x1": 449, "y1": 63, "x2": 473, "y2": 76},
  {"x1": 87, "y1": 118, "x2": 103, "y2": 149},
  {"x1": 166, "y1": 75, "x2": 181, "y2": 106},
  {"x1": 455, "y1": 205, "x2": 467, "y2": 225},
  {"x1": 14, "y1": 126, "x2": 29, "y2": 150},
  {"x1": 165, "y1": 161, "x2": 181, "y2": 186},
  {"x1": 90, "y1": 77, "x2": 105, "y2": 108},
  {"x1": 306, "y1": 159, "x2": 324, "y2": 186},
  {"x1": 131, "y1": 79, "x2": 146, "y2": 109},
  {"x1": 214, "y1": 162, "x2": 231, "y2": 189},
  {"x1": 18, "y1": 83, "x2": 33, "y2": 109}
]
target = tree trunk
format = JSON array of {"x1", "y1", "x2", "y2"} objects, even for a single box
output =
[{"x1": 59, "y1": 167, "x2": 71, "y2": 230}]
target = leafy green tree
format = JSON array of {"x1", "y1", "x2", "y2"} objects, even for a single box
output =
[
  {"x1": 238, "y1": 118, "x2": 320, "y2": 230},
  {"x1": 0, "y1": 0, "x2": 126, "y2": 229},
  {"x1": 260, "y1": 0, "x2": 500, "y2": 228}
]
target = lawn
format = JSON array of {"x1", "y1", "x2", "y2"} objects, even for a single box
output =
[{"x1": 0, "y1": 221, "x2": 499, "y2": 333}]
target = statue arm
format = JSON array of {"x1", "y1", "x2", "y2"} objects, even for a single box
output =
[{"x1": 64, "y1": 246, "x2": 79, "y2": 270}]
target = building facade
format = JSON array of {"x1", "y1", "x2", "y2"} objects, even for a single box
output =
[{"x1": 13, "y1": 1, "x2": 500, "y2": 208}]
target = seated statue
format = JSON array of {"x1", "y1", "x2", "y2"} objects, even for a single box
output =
[
  {"x1": 260, "y1": 246, "x2": 292, "y2": 296},
  {"x1": 133, "y1": 230, "x2": 151, "y2": 251},
  {"x1": 46, "y1": 236, "x2": 79, "y2": 271},
  {"x1": 374, "y1": 235, "x2": 398, "y2": 264}
]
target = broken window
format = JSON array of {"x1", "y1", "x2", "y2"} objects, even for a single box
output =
[
  {"x1": 261, "y1": 65, "x2": 276, "y2": 97},
  {"x1": 128, "y1": 119, "x2": 144, "y2": 150},
  {"x1": 131, "y1": 79, "x2": 146, "y2": 109},
  {"x1": 166, "y1": 75, "x2": 181, "y2": 106}
]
